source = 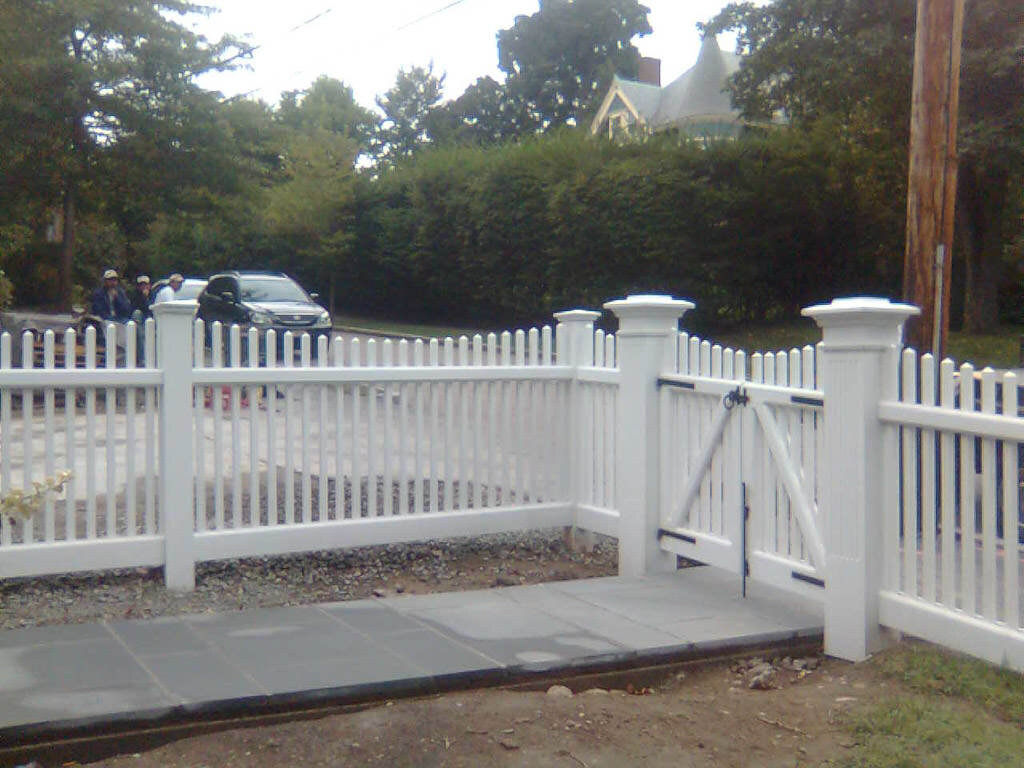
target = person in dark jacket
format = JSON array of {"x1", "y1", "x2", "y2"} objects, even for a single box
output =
[
  {"x1": 89, "y1": 269, "x2": 132, "y2": 322},
  {"x1": 131, "y1": 275, "x2": 152, "y2": 320}
]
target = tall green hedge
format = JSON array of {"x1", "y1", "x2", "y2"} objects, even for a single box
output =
[{"x1": 342, "y1": 127, "x2": 904, "y2": 329}]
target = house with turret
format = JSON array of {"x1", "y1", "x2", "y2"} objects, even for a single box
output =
[{"x1": 590, "y1": 36, "x2": 745, "y2": 141}]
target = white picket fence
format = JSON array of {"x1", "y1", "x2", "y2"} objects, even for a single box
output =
[
  {"x1": 574, "y1": 328, "x2": 618, "y2": 532},
  {"x1": 878, "y1": 351, "x2": 1023, "y2": 666},
  {"x1": 0, "y1": 303, "x2": 617, "y2": 586},
  {"x1": 1, "y1": 294, "x2": 1023, "y2": 672},
  {"x1": 0, "y1": 323, "x2": 161, "y2": 564},
  {"x1": 190, "y1": 320, "x2": 580, "y2": 565}
]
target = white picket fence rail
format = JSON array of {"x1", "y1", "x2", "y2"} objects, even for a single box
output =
[{"x1": 2, "y1": 294, "x2": 1023, "y2": 673}]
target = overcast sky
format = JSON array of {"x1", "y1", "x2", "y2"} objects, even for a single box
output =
[{"x1": 191, "y1": 1, "x2": 742, "y2": 110}]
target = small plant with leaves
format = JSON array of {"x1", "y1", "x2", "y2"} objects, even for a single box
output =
[{"x1": 1, "y1": 470, "x2": 73, "y2": 526}]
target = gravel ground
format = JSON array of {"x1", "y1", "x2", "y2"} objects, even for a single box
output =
[{"x1": 0, "y1": 528, "x2": 617, "y2": 631}]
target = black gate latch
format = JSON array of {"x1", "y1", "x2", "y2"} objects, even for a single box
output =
[{"x1": 722, "y1": 386, "x2": 749, "y2": 410}]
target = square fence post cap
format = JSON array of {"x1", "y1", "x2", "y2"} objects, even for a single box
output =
[
  {"x1": 553, "y1": 309, "x2": 602, "y2": 324},
  {"x1": 603, "y1": 294, "x2": 694, "y2": 335},
  {"x1": 802, "y1": 297, "x2": 919, "y2": 348},
  {"x1": 151, "y1": 299, "x2": 199, "y2": 317},
  {"x1": 802, "y1": 297, "x2": 919, "y2": 324},
  {"x1": 604, "y1": 294, "x2": 695, "y2": 311}
]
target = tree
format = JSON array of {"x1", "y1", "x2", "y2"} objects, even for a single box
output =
[
  {"x1": 265, "y1": 126, "x2": 358, "y2": 314},
  {"x1": 0, "y1": 0, "x2": 243, "y2": 308},
  {"x1": 277, "y1": 76, "x2": 377, "y2": 155},
  {"x1": 704, "y1": 0, "x2": 1023, "y2": 333},
  {"x1": 372, "y1": 64, "x2": 446, "y2": 167},
  {"x1": 956, "y1": 0, "x2": 1023, "y2": 331},
  {"x1": 426, "y1": 77, "x2": 521, "y2": 147},
  {"x1": 132, "y1": 98, "x2": 288, "y2": 280},
  {"x1": 497, "y1": 0, "x2": 652, "y2": 133}
]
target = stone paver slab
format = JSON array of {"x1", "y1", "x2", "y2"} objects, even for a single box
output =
[
  {"x1": 0, "y1": 622, "x2": 111, "y2": 649},
  {"x1": 107, "y1": 617, "x2": 211, "y2": 657},
  {"x1": 498, "y1": 584, "x2": 684, "y2": 650},
  {"x1": 371, "y1": 629, "x2": 501, "y2": 675},
  {"x1": 143, "y1": 650, "x2": 266, "y2": 703},
  {"x1": 250, "y1": 652, "x2": 423, "y2": 694},
  {"x1": 320, "y1": 601, "x2": 425, "y2": 636}
]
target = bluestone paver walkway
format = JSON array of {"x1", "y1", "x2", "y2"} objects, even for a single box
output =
[{"x1": 0, "y1": 566, "x2": 822, "y2": 739}]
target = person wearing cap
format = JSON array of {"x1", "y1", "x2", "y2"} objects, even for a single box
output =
[
  {"x1": 89, "y1": 268, "x2": 132, "y2": 321},
  {"x1": 152, "y1": 273, "x2": 184, "y2": 304},
  {"x1": 131, "y1": 275, "x2": 152, "y2": 320}
]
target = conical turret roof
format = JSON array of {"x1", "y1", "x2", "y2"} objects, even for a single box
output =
[{"x1": 653, "y1": 36, "x2": 741, "y2": 128}]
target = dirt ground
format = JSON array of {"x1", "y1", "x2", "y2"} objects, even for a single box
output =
[{"x1": 65, "y1": 651, "x2": 887, "y2": 768}]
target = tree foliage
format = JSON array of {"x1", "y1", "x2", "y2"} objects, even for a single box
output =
[
  {"x1": 372, "y1": 64, "x2": 446, "y2": 166},
  {"x1": 497, "y1": 0, "x2": 652, "y2": 133},
  {"x1": 703, "y1": 0, "x2": 1024, "y2": 330},
  {"x1": 427, "y1": 77, "x2": 522, "y2": 147},
  {"x1": 344, "y1": 130, "x2": 900, "y2": 328},
  {"x1": 278, "y1": 76, "x2": 376, "y2": 154},
  {"x1": 0, "y1": 0, "x2": 245, "y2": 307}
]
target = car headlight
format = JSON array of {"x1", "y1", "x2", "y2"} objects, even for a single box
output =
[
  {"x1": 249, "y1": 311, "x2": 273, "y2": 326},
  {"x1": 314, "y1": 311, "x2": 332, "y2": 329}
]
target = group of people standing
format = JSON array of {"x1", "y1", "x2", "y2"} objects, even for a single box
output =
[{"x1": 89, "y1": 269, "x2": 184, "y2": 323}]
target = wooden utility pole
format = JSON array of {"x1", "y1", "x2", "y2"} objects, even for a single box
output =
[{"x1": 903, "y1": 0, "x2": 965, "y2": 356}]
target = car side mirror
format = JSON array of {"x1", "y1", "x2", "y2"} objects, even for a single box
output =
[{"x1": 310, "y1": 292, "x2": 320, "y2": 302}]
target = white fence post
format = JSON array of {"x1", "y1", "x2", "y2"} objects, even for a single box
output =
[
  {"x1": 153, "y1": 300, "x2": 198, "y2": 591},
  {"x1": 803, "y1": 297, "x2": 919, "y2": 661},
  {"x1": 554, "y1": 309, "x2": 601, "y2": 547},
  {"x1": 605, "y1": 294, "x2": 694, "y2": 577}
]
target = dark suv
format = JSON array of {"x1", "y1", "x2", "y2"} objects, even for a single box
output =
[{"x1": 197, "y1": 271, "x2": 332, "y2": 351}]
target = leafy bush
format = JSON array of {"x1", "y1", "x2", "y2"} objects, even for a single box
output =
[{"x1": 342, "y1": 128, "x2": 904, "y2": 329}]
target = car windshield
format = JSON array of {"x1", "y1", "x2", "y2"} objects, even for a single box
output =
[
  {"x1": 177, "y1": 282, "x2": 206, "y2": 300},
  {"x1": 239, "y1": 277, "x2": 310, "y2": 303}
]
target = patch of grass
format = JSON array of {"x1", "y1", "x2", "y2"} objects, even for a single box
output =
[
  {"x1": 331, "y1": 314, "x2": 486, "y2": 340},
  {"x1": 947, "y1": 326, "x2": 1024, "y2": 369},
  {"x1": 834, "y1": 643, "x2": 1024, "y2": 767},
  {"x1": 872, "y1": 643, "x2": 1024, "y2": 726},
  {"x1": 702, "y1": 323, "x2": 1024, "y2": 369},
  {"x1": 840, "y1": 695, "x2": 1024, "y2": 767},
  {"x1": 706, "y1": 322, "x2": 820, "y2": 355}
]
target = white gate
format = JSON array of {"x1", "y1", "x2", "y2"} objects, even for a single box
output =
[{"x1": 656, "y1": 336, "x2": 826, "y2": 600}]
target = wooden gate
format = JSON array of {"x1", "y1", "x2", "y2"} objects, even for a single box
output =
[{"x1": 656, "y1": 338, "x2": 826, "y2": 600}]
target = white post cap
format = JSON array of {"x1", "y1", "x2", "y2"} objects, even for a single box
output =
[
  {"x1": 553, "y1": 309, "x2": 602, "y2": 324},
  {"x1": 802, "y1": 297, "x2": 919, "y2": 349},
  {"x1": 151, "y1": 299, "x2": 199, "y2": 318},
  {"x1": 603, "y1": 294, "x2": 695, "y2": 336}
]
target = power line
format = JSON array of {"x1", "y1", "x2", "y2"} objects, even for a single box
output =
[
  {"x1": 217, "y1": 7, "x2": 334, "y2": 71},
  {"x1": 394, "y1": 0, "x2": 472, "y2": 32},
  {"x1": 221, "y1": 0, "x2": 477, "y2": 102},
  {"x1": 217, "y1": 7, "x2": 335, "y2": 101}
]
